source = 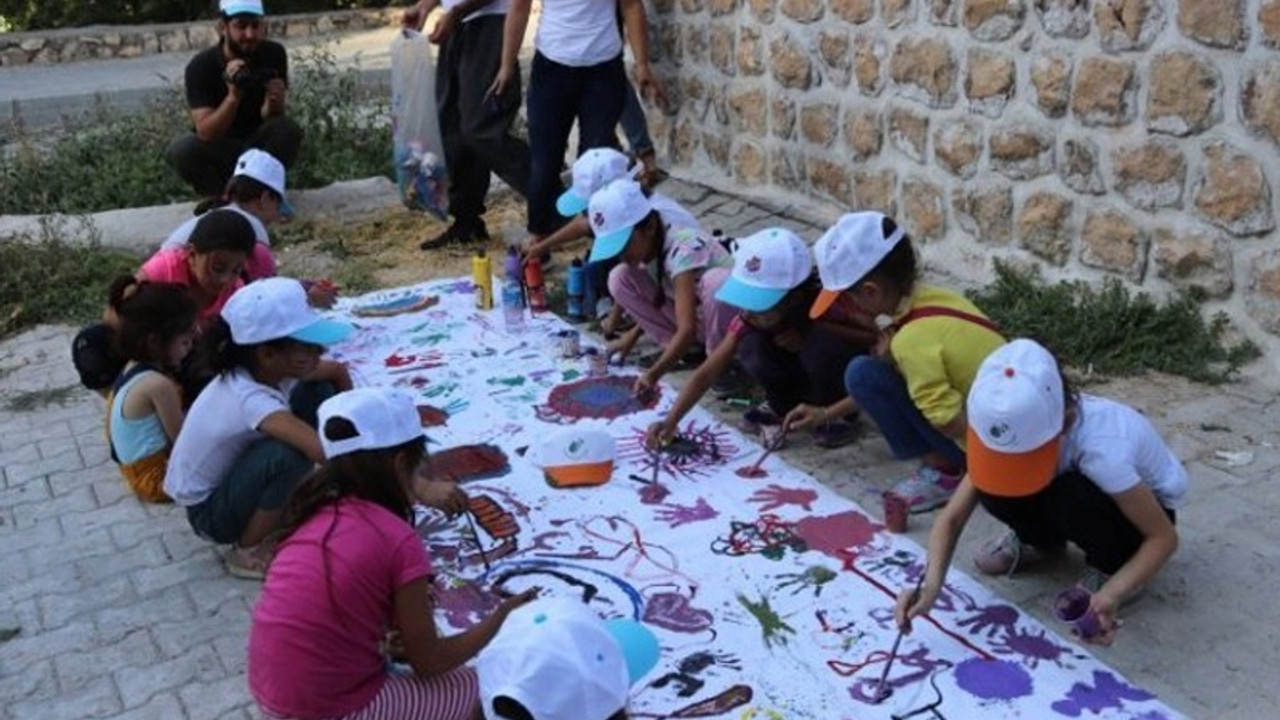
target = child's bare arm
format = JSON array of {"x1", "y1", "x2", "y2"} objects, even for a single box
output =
[
  {"x1": 394, "y1": 579, "x2": 537, "y2": 677},
  {"x1": 257, "y1": 411, "x2": 325, "y2": 464},
  {"x1": 308, "y1": 360, "x2": 354, "y2": 392},
  {"x1": 146, "y1": 375, "x2": 187, "y2": 442}
]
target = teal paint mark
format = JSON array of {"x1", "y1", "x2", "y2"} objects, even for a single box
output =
[
  {"x1": 737, "y1": 593, "x2": 795, "y2": 649},
  {"x1": 487, "y1": 376, "x2": 526, "y2": 388},
  {"x1": 423, "y1": 382, "x2": 459, "y2": 398},
  {"x1": 562, "y1": 369, "x2": 582, "y2": 382}
]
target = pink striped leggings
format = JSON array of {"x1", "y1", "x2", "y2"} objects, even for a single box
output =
[{"x1": 265, "y1": 667, "x2": 479, "y2": 720}]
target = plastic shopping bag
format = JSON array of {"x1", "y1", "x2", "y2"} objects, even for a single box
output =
[{"x1": 391, "y1": 29, "x2": 449, "y2": 219}]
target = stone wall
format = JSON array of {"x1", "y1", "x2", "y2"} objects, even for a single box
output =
[
  {"x1": 646, "y1": 0, "x2": 1280, "y2": 366},
  {"x1": 0, "y1": 9, "x2": 398, "y2": 67}
]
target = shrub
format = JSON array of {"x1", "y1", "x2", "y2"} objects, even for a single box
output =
[{"x1": 0, "y1": 1, "x2": 393, "y2": 31}]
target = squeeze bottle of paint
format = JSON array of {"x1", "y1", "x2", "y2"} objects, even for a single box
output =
[
  {"x1": 501, "y1": 278, "x2": 526, "y2": 333},
  {"x1": 523, "y1": 255, "x2": 549, "y2": 314},
  {"x1": 580, "y1": 254, "x2": 599, "y2": 321},
  {"x1": 566, "y1": 258, "x2": 586, "y2": 322},
  {"x1": 503, "y1": 246, "x2": 525, "y2": 309},
  {"x1": 471, "y1": 249, "x2": 493, "y2": 310}
]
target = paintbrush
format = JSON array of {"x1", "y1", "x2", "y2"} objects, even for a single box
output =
[
  {"x1": 745, "y1": 423, "x2": 789, "y2": 475},
  {"x1": 463, "y1": 510, "x2": 491, "y2": 574},
  {"x1": 872, "y1": 576, "x2": 927, "y2": 704}
]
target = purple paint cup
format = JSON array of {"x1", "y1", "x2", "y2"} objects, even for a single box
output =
[{"x1": 1053, "y1": 587, "x2": 1102, "y2": 640}]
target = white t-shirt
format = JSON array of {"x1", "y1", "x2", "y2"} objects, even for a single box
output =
[
  {"x1": 1056, "y1": 395, "x2": 1189, "y2": 509},
  {"x1": 651, "y1": 193, "x2": 699, "y2": 235},
  {"x1": 442, "y1": 0, "x2": 510, "y2": 22},
  {"x1": 535, "y1": 0, "x2": 623, "y2": 67},
  {"x1": 161, "y1": 204, "x2": 269, "y2": 250},
  {"x1": 164, "y1": 370, "x2": 298, "y2": 507}
]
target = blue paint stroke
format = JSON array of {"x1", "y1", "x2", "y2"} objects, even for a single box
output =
[
  {"x1": 1050, "y1": 670, "x2": 1156, "y2": 717},
  {"x1": 491, "y1": 558, "x2": 645, "y2": 620},
  {"x1": 953, "y1": 658, "x2": 1033, "y2": 701}
]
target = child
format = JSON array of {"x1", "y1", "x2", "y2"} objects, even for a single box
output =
[
  {"x1": 646, "y1": 228, "x2": 873, "y2": 450},
  {"x1": 895, "y1": 339, "x2": 1186, "y2": 646},
  {"x1": 248, "y1": 387, "x2": 538, "y2": 720},
  {"x1": 587, "y1": 178, "x2": 737, "y2": 397},
  {"x1": 105, "y1": 279, "x2": 199, "y2": 502},
  {"x1": 72, "y1": 208, "x2": 257, "y2": 395},
  {"x1": 477, "y1": 597, "x2": 659, "y2": 720},
  {"x1": 164, "y1": 277, "x2": 354, "y2": 579},
  {"x1": 784, "y1": 212, "x2": 1006, "y2": 513}
]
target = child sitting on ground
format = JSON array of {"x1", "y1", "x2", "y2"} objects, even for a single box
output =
[
  {"x1": 785, "y1": 212, "x2": 1006, "y2": 513},
  {"x1": 586, "y1": 178, "x2": 737, "y2": 397},
  {"x1": 164, "y1": 277, "x2": 354, "y2": 579},
  {"x1": 104, "y1": 279, "x2": 199, "y2": 502},
  {"x1": 248, "y1": 387, "x2": 538, "y2": 720},
  {"x1": 646, "y1": 228, "x2": 873, "y2": 450},
  {"x1": 896, "y1": 339, "x2": 1186, "y2": 646}
]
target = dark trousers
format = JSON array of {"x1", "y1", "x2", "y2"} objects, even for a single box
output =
[
  {"x1": 978, "y1": 471, "x2": 1177, "y2": 575},
  {"x1": 164, "y1": 116, "x2": 304, "y2": 197},
  {"x1": 737, "y1": 325, "x2": 862, "y2": 416},
  {"x1": 526, "y1": 51, "x2": 627, "y2": 235},
  {"x1": 619, "y1": 79, "x2": 653, "y2": 156},
  {"x1": 437, "y1": 15, "x2": 531, "y2": 224},
  {"x1": 845, "y1": 355, "x2": 966, "y2": 469}
]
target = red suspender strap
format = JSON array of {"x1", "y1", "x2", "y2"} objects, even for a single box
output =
[{"x1": 896, "y1": 306, "x2": 1002, "y2": 335}]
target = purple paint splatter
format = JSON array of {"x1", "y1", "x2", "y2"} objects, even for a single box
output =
[
  {"x1": 1051, "y1": 671, "x2": 1156, "y2": 717},
  {"x1": 954, "y1": 658, "x2": 1033, "y2": 701},
  {"x1": 655, "y1": 497, "x2": 719, "y2": 528},
  {"x1": 643, "y1": 591, "x2": 714, "y2": 634}
]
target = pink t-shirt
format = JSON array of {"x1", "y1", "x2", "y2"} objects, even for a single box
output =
[
  {"x1": 138, "y1": 248, "x2": 243, "y2": 320},
  {"x1": 248, "y1": 497, "x2": 434, "y2": 720}
]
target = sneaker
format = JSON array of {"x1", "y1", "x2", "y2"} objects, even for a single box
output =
[
  {"x1": 225, "y1": 542, "x2": 274, "y2": 581},
  {"x1": 812, "y1": 419, "x2": 858, "y2": 449},
  {"x1": 420, "y1": 219, "x2": 490, "y2": 250},
  {"x1": 974, "y1": 529, "x2": 1067, "y2": 577},
  {"x1": 740, "y1": 402, "x2": 781, "y2": 434},
  {"x1": 891, "y1": 465, "x2": 962, "y2": 514}
]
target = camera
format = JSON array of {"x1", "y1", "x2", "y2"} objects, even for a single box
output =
[{"x1": 228, "y1": 64, "x2": 256, "y2": 89}]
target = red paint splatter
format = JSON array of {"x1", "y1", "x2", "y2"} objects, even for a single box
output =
[
  {"x1": 417, "y1": 404, "x2": 448, "y2": 427},
  {"x1": 735, "y1": 466, "x2": 768, "y2": 478},
  {"x1": 795, "y1": 511, "x2": 882, "y2": 558}
]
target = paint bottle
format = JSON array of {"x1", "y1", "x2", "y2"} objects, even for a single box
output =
[
  {"x1": 524, "y1": 255, "x2": 549, "y2": 313},
  {"x1": 580, "y1": 254, "x2": 600, "y2": 322},
  {"x1": 471, "y1": 248, "x2": 493, "y2": 310},
  {"x1": 503, "y1": 246, "x2": 525, "y2": 308},
  {"x1": 566, "y1": 258, "x2": 586, "y2": 322},
  {"x1": 501, "y1": 278, "x2": 526, "y2": 333}
]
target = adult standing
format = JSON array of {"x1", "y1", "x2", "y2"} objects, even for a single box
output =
[
  {"x1": 165, "y1": 0, "x2": 303, "y2": 206},
  {"x1": 493, "y1": 0, "x2": 666, "y2": 248},
  {"x1": 404, "y1": 0, "x2": 533, "y2": 250}
]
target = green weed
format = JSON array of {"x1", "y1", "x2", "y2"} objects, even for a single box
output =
[{"x1": 968, "y1": 261, "x2": 1260, "y2": 384}]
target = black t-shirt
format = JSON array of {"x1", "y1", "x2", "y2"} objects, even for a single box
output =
[{"x1": 184, "y1": 40, "x2": 289, "y2": 140}]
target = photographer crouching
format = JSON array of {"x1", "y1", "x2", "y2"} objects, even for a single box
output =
[{"x1": 165, "y1": 0, "x2": 303, "y2": 211}]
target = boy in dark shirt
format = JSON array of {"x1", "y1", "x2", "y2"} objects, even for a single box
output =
[{"x1": 164, "y1": 0, "x2": 303, "y2": 204}]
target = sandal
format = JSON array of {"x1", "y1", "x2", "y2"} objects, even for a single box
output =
[{"x1": 225, "y1": 542, "x2": 274, "y2": 581}]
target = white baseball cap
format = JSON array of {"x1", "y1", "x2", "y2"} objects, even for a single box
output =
[
  {"x1": 966, "y1": 338, "x2": 1064, "y2": 497},
  {"x1": 809, "y1": 211, "x2": 905, "y2": 319},
  {"x1": 233, "y1": 149, "x2": 286, "y2": 197},
  {"x1": 477, "y1": 598, "x2": 660, "y2": 720},
  {"x1": 220, "y1": 0, "x2": 264, "y2": 16},
  {"x1": 557, "y1": 148, "x2": 639, "y2": 217},
  {"x1": 221, "y1": 277, "x2": 353, "y2": 346},
  {"x1": 317, "y1": 388, "x2": 424, "y2": 459},
  {"x1": 526, "y1": 428, "x2": 616, "y2": 488},
  {"x1": 714, "y1": 228, "x2": 813, "y2": 312},
  {"x1": 587, "y1": 179, "x2": 654, "y2": 264}
]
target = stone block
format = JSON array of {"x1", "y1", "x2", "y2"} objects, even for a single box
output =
[
  {"x1": 889, "y1": 106, "x2": 930, "y2": 162},
  {"x1": 1178, "y1": 0, "x2": 1247, "y2": 49},
  {"x1": 1030, "y1": 51, "x2": 1072, "y2": 118},
  {"x1": 1112, "y1": 141, "x2": 1187, "y2": 210},
  {"x1": 1094, "y1": 0, "x2": 1166, "y2": 51},
  {"x1": 1247, "y1": 250, "x2": 1280, "y2": 334},
  {"x1": 770, "y1": 147, "x2": 804, "y2": 186},
  {"x1": 884, "y1": 0, "x2": 918, "y2": 26},
  {"x1": 902, "y1": 177, "x2": 947, "y2": 242},
  {"x1": 702, "y1": 131, "x2": 731, "y2": 168},
  {"x1": 728, "y1": 87, "x2": 767, "y2": 134},
  {"x1": 750, "y1": 0, "x2": 779, "y2": 20},
  {"x1": 832, "y1": 0, "x2": 877, "y2": 22},
  {"x1": 1262, "y1": 0, "x2": 1280, "y2": 47},
  {"x1": 770, "y1": 33, "x2": 813, "y2": 89},
  {"x1": 801, "y1": 103, "x2": 840, "y2": 146},
  {"x1": 158, "y1": 30, "x2": 188, "y2": 54},
  {"x1": 953, "y1": 184, "x2": 1014, "y2": 243},
  {"x1": 681, "y1": 0, "x2": 705, "y2": 11},
  {"x1": 965, "y1": 48, "x2": 1015, "y2": 117},
  {"x1": 844, "y1": 109, "x2": 884, "y2": 160},
  {"x1": 1147, "y1": 51, "x2": 1221, "y2": 136},
  {"x1": 1242, "y1": 59, "x2": 1280, "y2": 147},
  {"x1": 1072, "y1": 57, "x2": 1136, "y2": 126},
  {"x1": 1059, "y1": 137, "x2": 1105, "y2": 194},
  {"x1": 737, "y1": 25, "x2": 765, "y2": 75},
  {"x1": 989, "y1": 126, "x2": 1054, "y2": 180},
  {"x1": 854, "y1": 34, "x2": 887, "y2": 96},
  {"x1": 710, "y1": 0, "x2": 741, "y2": 14},
  {"x1": 782, "y1": 0, "x2": 826, "y2": 21},
  {"x1": 933, "y1": 117, "x2": 983, "y2": 177},
  {"x1": 684, "y1": 25, "x2": 708, "y2": 63},
  {"x1": 710, "y1": 23, "x2": 736, "y2": 76},
  {"x1": 142, "y1": 34, "x2": 159, "y2": 55},
  {"x1": 772, "y1": 96, "x2": 797, "y2": 138},
  {"x1": 929, "y1": 0, "x2": 961, "y2": 23},
  {"x1": 733, "y1": 142, "x2": 768, "y2": 184},
  {"x1": 1192, "y1": 141, "x2": 1275, "y2": 236},
  {"x1": 1018, "y1": 192, "x2": 1074, "y2": 264},
  {"x1": 890, "y1": 37, "x2": 958, "y2": 107},
  {"x1": 117, "y1": 44, "x2": 143, "y2": 59},
  {"x1": 658, "y1": 22, "x2": 683, "y2": 62},
  {"x1": 672, "y1": 119, "x2": 700, "y2": 165},
  {"x1": 315, "y1": 15, "x2": 334, "y2": 34},
  {"x1": 853, "y1": 168, "x2": 899, "y2": 215},
  {"x1": 1152, "y1": 227, "x2": 1234, "y2": 298},
  {"x1": 808, "y1": 158, "x2": 853, "y2": 203},
  {"x1": 1081, "y1": 207, "x2": 1148, "y2": 280},
  {"x1": 0, "y1": 48, "x2": 30, "y2": 66},
  {"x1": 964, "y1": 0, "x2": 1027, "y2": 40},
  {"x1": 818, "y1": 31, "x2": 852, "y2": 87}
]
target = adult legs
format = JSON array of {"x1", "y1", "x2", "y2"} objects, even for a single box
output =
[
  {"x1": 574, "y1": 56, "x2": 627, "y2": 153},
  {"x1": 844, "y1": 355, "x2": 966, "y2": 470},
  {"x1": 164, "y1": 134, "x2": 243, "y2": 197},
  {"x1": 248, "y1": 117, "x2": 304, "y2": 169},
  {"x1": 525, "y1": 52, "x2": 580, "y2": 236},
  {"x1": 619, "y1": 79, "x2": 653, "y2": 158},
  {"x1": 456, "y1": 16, "x2": 530, "y2": 202}
]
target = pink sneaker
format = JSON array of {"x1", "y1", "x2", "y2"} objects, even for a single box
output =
[{"x1": 890, "y1": 466, "x2": 961, "y2": 514}]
